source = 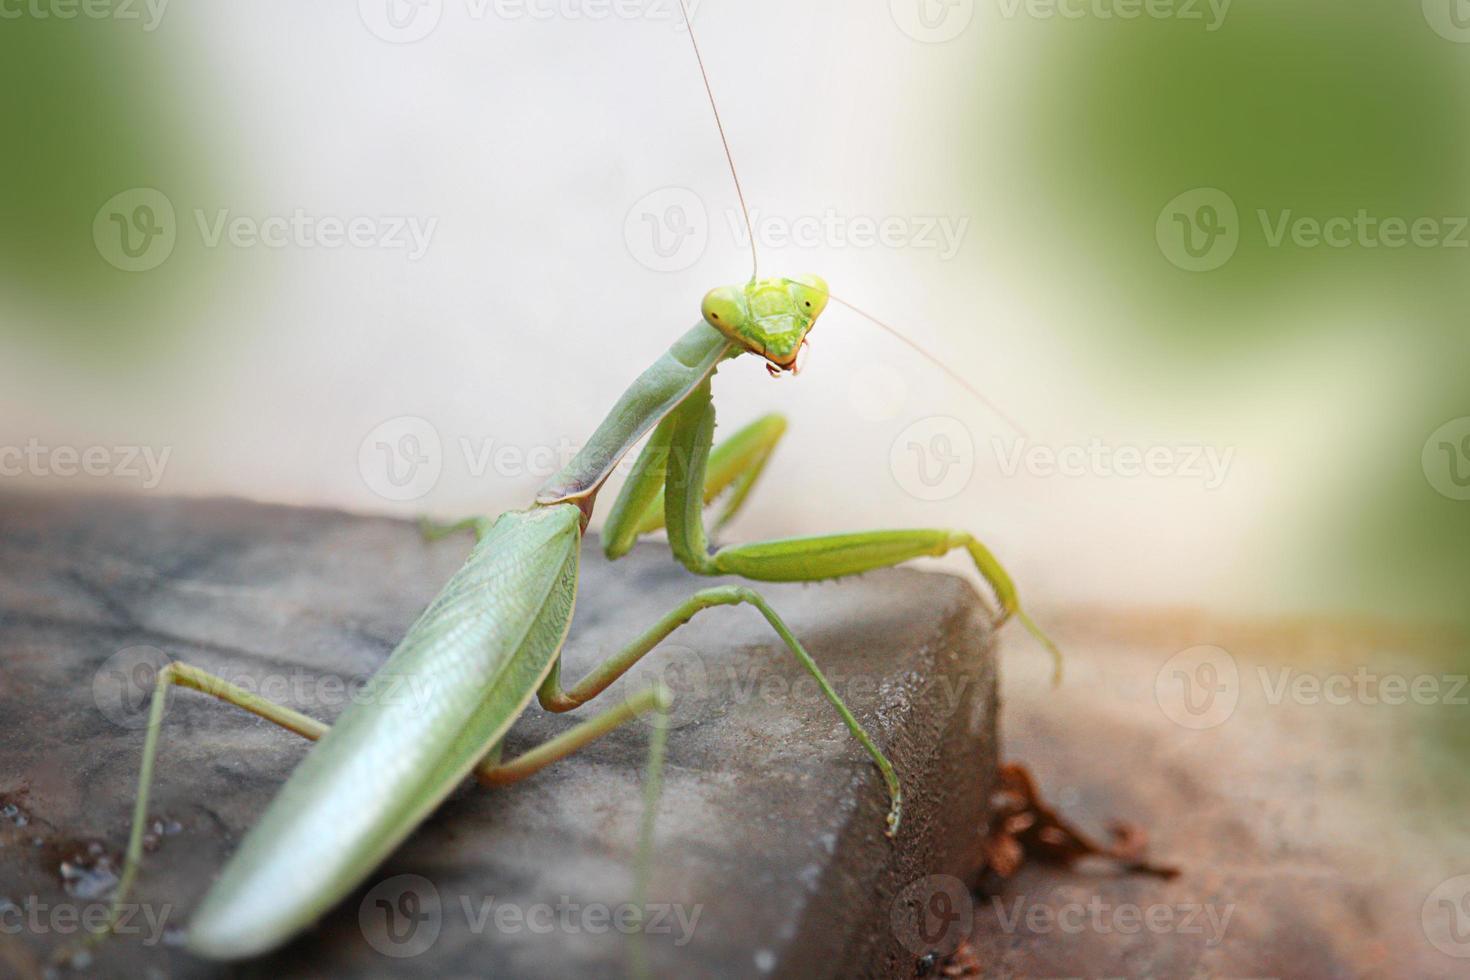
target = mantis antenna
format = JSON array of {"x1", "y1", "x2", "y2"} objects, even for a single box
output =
[
  {"x1": 676, "y1": 0, "x2": 759, "y2": 283},
  {"x1": 826, "y1": 292, "x2": 1032, "y2": 441}
]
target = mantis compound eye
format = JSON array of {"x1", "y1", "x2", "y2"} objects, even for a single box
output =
[
  {"x1": 785, "y1": 274, "x2": 830, "y2": 320},
  {"x1": 701, "y1": 286, "x2": 748, "y2": 331}
]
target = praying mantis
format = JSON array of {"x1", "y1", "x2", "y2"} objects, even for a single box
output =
[{"x1": 91, "y1": 1, "x2": 1063, "y2": 968}]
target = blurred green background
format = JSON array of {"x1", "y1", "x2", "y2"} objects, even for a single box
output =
[
  {"x1": 0, "y1": 14, "x2": 216, "y2": 359},
  {"x1": 978, "y1": 0, "x2": 1470, "y2": 628}
]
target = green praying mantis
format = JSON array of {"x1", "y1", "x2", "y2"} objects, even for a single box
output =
[{"x1": 89, "y1": 2, "x2": 1064, "y2": 967}]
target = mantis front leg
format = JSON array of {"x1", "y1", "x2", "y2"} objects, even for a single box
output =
[
  {"x1": 655, "y1": 381, "x2": 1064, "y2": 683},
  {"x1": 602, "y1": 412, "x2": 788, "y2": 559}
]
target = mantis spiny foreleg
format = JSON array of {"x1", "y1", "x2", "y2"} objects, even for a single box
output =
[{"x1": 658, "y1": 382, "x2": 1065, "y2": 683}]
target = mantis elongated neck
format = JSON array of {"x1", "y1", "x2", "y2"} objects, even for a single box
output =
[{"x1": 536, "y1": 322, "x2": 736, "y2": 524}]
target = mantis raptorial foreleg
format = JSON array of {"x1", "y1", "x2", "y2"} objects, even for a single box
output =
[
  {"x1": 631, "y1": 413, "x2": 788, "y2": 538},
  {"x1": 602, "y1": 412, "x2": 787, "y2": 560},
  {"x1": 655, "y1": 380, "x2": 1065, "y2": 684}
]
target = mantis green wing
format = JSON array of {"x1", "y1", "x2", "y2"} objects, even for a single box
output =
[{"x1": 186, "y1": 503, "x2": 582, "y2": 960}]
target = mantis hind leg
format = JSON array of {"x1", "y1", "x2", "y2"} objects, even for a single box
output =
[
  {"x1": 475, "y1": 685, "x2": 671, "y2": 786},
  {"x1": 97, "y1": 661, "x2": 671, "y2": 949},
  {"x1": 82, "y1": 662, "x2": 330, "y2": 952}
]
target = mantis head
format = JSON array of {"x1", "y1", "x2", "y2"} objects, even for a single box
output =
[{"x1": 701, "y1": 274, "x2": 829, "y2": 376}]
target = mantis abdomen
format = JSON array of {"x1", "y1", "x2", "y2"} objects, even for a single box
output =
[{"x1": 187, "y1": 504, "x2": 582, "y2": 960}]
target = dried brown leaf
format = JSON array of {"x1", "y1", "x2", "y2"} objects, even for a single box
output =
[{"x1": 985, "y1": 763, "x2": 1179, "y2": 880}]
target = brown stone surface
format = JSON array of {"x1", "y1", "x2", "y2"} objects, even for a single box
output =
[
  {"x1": 0, "y1": 493, "x2": 998, "y2": 979},
  {"x1": 962, "y1": 609, "x2": 1470, "y2": 980}
]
